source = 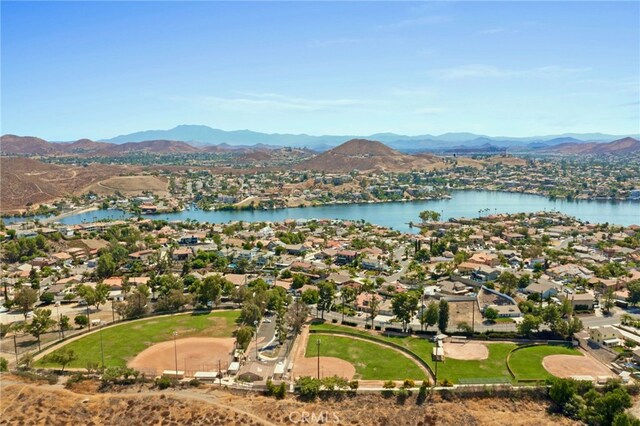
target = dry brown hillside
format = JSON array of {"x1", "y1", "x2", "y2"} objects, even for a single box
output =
[
  {"x1": 0, "y1": 377, "x2": 580, "y2": 426},
  {"x1": 296, "y1": 139, "x2": 443, "y2": 172},
  {"x1": 0, "y1": 157, "x2": 142, "y2": 213}
]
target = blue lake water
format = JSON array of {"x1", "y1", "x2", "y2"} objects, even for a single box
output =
[{"x1": 6, "y1": 191, "x2": 638, "y2": 233}]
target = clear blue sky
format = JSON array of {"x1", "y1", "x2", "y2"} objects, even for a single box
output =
[{"x1": 2, "y1": 1, "x2": 639, "y2": 140}]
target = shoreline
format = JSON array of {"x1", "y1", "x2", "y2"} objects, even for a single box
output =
[{"x1": 40, "y1": 206, "x2": 100, "y2": 224}]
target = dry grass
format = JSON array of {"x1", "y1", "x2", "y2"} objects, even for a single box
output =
[
  {"x1": 86, "y1": 175, "x2": 169, "y2": 197},
  {"x1": 0, "y1": 377, "x2": 581, "y2": 426}
]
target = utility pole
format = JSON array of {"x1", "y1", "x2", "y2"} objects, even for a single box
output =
[
  {"x1": 13, "y1": 333, "x2": 18, "y2": 364},
  {"x1": 99, "y1": 323, "x2": 105, "y2": 369},
  {"x1": 173, "y1": 331, "x2": 178, "y2": 376},
  {"x1": 254, "y1": 320, "x2": 259, "y2": 361},
  {"x1": 316, "y1": 339, "x2": 321, "y2": 379},
  {"x1": 471, "y1": 298, "x2": 475, "y2": 334}
]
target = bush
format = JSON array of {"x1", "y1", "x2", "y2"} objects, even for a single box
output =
[
  {"x1": 417, "y1": 381, "x2": 429, "y2": 405},
  {"x1": 0, "y1": 357, "x2": 8, "y2": 372},
  {"x1": 74, "y1": 314, "x2": 89, "y2": 328},
  {"x1": 349, "y1": 380, "x2": 359, "y2": 390},
  {"x1": 331, "y1": 318, "x2": 337, "y2": 323},
  {"x1": 402, "y1": 379, "x2": 415, "y2": 389},
  {"x1": 188, "y1": 378, "x2": 201, "y2": 387},
  {"x1": 275, "y1": 382, "x2": 286, "y2": 399},
  {"x1": 155, "y1": 376, "x2": 173, "y2": 390},
  {"x1": 296, "y1": 376, "x2": 322, "y2": 400},
  {"x1": 383, "y1": 380, "x2": 396, "y2": 389},
  {"x1": 65, "y1": 373, "x2": 87, "y2": 388}
]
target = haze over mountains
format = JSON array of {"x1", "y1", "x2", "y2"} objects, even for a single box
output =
[
  {"x1": 1, "y1": 128, "x2": 638, "y2": 157},
  {"x1": 101, "y1": 124, "x2": 638, "y2": 152}
]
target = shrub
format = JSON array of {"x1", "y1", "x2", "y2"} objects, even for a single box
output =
[
  {"x1": 65, "y1": 373, "x2": 87, "y2": 388},
  {"x1": 296, "y1": 376, "x2": 322, "y2": 400},
  {"x1": 417, "y1": 381, "x2": 429, "y2": 405},
  {"x1": 383, "y1": 380, "x2": 396, "y2": 389},
  {"x1": 402, "y1": 379, "x2": 415, "y2": 389},
  {"x1": 188, "y1": 378, "x2": 201, "y2": 387},
  {"x1": 349, "y1": 380, "x2": 359, "y2": 390},
  {"x1": 0, "y1": 357, "x2": 8, "y2": 372},
  {"x1": 331, "y1": 318, "x2": 337, "y2": 323},
  {"x1": 155, "y1": 376, "x2": 173, "y2": 390},
  {"x1": 275, "y1": 382, "x2": 286, "y2": 399},
  {"x1": 74, "y1": 314, "x2": 89, "y2": 328}
]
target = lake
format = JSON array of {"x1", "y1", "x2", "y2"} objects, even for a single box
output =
[{"x1": 7, "y1": 190, "x2": 638, "y2": 233}]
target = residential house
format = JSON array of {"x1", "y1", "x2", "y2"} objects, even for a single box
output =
[{"x1": 589, "y1": 325, "x2": 623, "y2": 347}]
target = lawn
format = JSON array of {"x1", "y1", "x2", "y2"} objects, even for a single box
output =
[
  {"x1": 508, "y1": 344, "x2": 581, "y2": 382},
  {"x1": 306, "y1": 334, "x2": 427, "y2": 380},
  {"x1": 37, "y1": 310, "x2": 240, "y2": 369},
  {"x1": 310, "y1": 323, "x2": 515, "y2": 384}
]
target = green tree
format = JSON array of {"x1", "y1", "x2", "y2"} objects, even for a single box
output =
[
  {"x1": 96, "y1": 253, "x2": 116, "y2": 279},
  {"x1": 235, "y1": 325, "x2": 254, "y2": 351},
  {"x1": 627, "y1": 280, "x2": 640, "y2": 306},
  {"x1": 59, "y1": 315, "x2": 71, "y2": 338},
  {"x1": 592, "y1": 387, "x2": 633, "y2": 426},
  {"x1": 517, "y1": 314, "x2": 542, "y2": 338},
  {"x1": 603, "y1": 288, "x2": 616, "y2": 314},
  {"x1": 484, "y1": 307, "x2": 499, "y2": 322},
  {"x1": 497, "y1": 271, "x2": 518, "y2": 296},
  {"x1": 77, "y1": 283, "x2": 110, "y2": 311},
  {"x1": 240, "y1": 302, "x2": 262, "y2": 326},
  {"x1": 192, "y1": 275, "x2": 224, "y2": 307},
  {"x1": 613, "y1": 413, "x2": 640, "y2": 426},
  {"x1": 548, "y1": 378, "x2": 576, "y2": 410},
  {"x1": 296, "y1": 376, "x2": 322, "y2": 400},
  {"x1": 317, "y1": 282, "x2": 335, "y2": 320},
  {"x1": 26, "y1": 308, "x2": 57, "y2": 351},
  {"x1": 419, "y1": 210, "x2": 441, "y2": 223},
  {"x1": 13, "y1": 288, "x2": 38, "y2": 319},
  {"x1": 421, "y1": 302, "x2": 439, "y2": 331},
  {"x1": 74, "y1": 314, "x2": 89, "y2": 328},
  {"x1": 301, "y1": 288, "x2": 319, "y2": 305},
  {"x1": 437, "y1": 299, "x2": 449, "y2": 333},
  {"x1": 391, "y1": 292, "x2": 419, "y2": 332},
  {"x1": 45, "y1": 347, "x2": 78, "y2": 372}
]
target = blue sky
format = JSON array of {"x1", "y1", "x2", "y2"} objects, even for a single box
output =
[{"x1": 2, "y1": 1, "x2": 639, "y2": 140}]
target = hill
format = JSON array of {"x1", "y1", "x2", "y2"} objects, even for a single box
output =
[
  {"x1": 105, "y1": 139, "x2": 201, "y2": 154},
  {"x1": 0, "y1": 157, "x2": 141, "y2": 213},
  {"x1": 0, "y1": 134, "x2": 58, "y2": 155},
  {"x1": 547, "y1": 137, "x2": 640, "y2": 155},
  {"x1": 295, "y1": 139, "x2": 442, "y2": 172}
]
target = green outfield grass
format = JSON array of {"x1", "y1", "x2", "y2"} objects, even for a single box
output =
[
  {"x1": 310, "y1": 323, "x2": 572, "y2": 384},
  {"x1": 508, "y1": 344, "x2": 581, "y2": 382},
  {"x1": 37, "y1": 310, "x2": 240, "y2": 369},
  {"x1": 306, "y1": 334, "x2": 428, "y2": 380}
]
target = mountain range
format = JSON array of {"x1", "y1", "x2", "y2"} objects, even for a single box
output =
[
  {"x1": 1, "y1": 130, "x2": 638, "y2": 158},
  {"x1": 98, "y1": 124, "x2": 639, "y2": 152}
]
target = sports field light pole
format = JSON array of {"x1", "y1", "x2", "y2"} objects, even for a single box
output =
[
  {"x1": 253, "y1": 320, "x2": 259, "y2": 361},
  {"x1": 316, "y1": 339, "x2": 321, "y2": 379},
  {"x1": 99, "y1": 322, "x2": 105, "y2": 369},
  {"x1": 173, "y1": 331, "x2": 178, "y2": 376}
]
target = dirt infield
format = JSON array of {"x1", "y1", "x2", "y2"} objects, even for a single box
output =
[
  {"x1": 292, "y1": 356, "x2": 356, "y2": 380},
  {"x1": 542, "y1": 354, "x2": 614, "y2": 379},
  {"x1": 128, "y1": 337, "x2": 235, "y2": 376},
  {"x1": 443, "y1": 342, "x2": 489, "y2": 360}
]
